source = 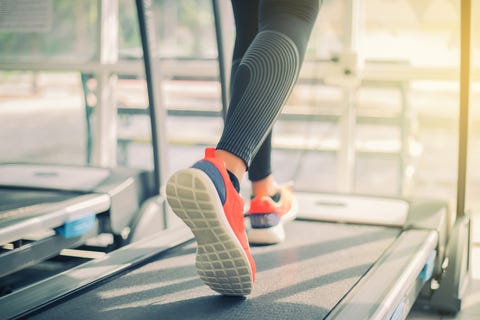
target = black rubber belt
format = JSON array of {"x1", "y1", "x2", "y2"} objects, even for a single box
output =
[{"x1": 29, "y1": 221, "x2": 400, "y2": 320}]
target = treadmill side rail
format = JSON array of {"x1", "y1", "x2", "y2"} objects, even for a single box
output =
[
  {"x1": 415, "y1": 215, "x2": 472, "y2": 315},
  {"x1": 0, "y1": 224, "x2": 194, "y2": 320},
  {"x1": 326, "y1": 229, "x2": 438, "y2": 320},
  {"x1": 0, "y1": 222, "x2": 100, "y2": 278},
  {"x1": 0, "y1": 193, "x2": 111, "y2": 245},
  {"x1": 405, "y1": 199, "x2": 450, "y2": 277}
]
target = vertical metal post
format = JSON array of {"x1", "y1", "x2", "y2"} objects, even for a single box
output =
[
  {"x1": 399, "y1": 82, "x2": 411, "y2": 196},
  {"x1": 456, "y1": 0, "x2": 471, "y2": 218},
  {"x1": 135, "y1": 0, "x2": 169, "y2": 203},
  {"x1": 81, "y1": 73, "x2": 94, "y2": 164},
  {"x1": 92, "y1": 0, "x2": 118, "y2": 167},
  {"x1": 336, "y1": 0, "x2": 364, "y2": 192},
  {"x1": 337, "y1": 88, "x2": 357, "y2": 192},
  {"x1": 212, "y1": 0, "x2": 233, "y2": 120}
]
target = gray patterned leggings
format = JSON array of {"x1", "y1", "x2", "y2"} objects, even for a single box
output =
[{"x1": 217, "y1": 0, "x2": 320, "y2": 181}]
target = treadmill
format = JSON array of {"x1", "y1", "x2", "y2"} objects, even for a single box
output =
[
  {"x1": 0, "y1": 0, "x2": 472, "y2": 319},
  {"x1": 0, "y1": 0, "x2": 168, "y2": 302},
  {"x1": 0, "y1": 192, "x2": 468, "y2": 320},
  {"x1": 0, "y1": 163, "x2": 159, "y2": 281}
]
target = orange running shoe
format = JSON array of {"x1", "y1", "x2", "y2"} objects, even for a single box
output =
[
  {"x1": 166, "y1": 148, "x2": 256, "y2": 296},
  {"x1": 247, "y1": 184, "x2": 298, "y2": 245}
]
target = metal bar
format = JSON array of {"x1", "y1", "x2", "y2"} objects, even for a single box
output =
[
  {"x1": 92, "y1": 0, "x2": 119, "y2": 167},
  {"x1": 93, "y1": 71, "x2": 118, "y2": 166},
  {"x1": 109, "y1": 105, "x2": 400, "y2": 125},
  {"x1": 80, "y1": 73, "x2": 94, "y2": 164},
  {"x1": 337, "y1": 88, "x2": 356, "y2": 192},
  {"x1": 399, "y1": 82, "x2": 410, "y2": 196},
  {"x1": 456, "y1": 0, "x2": 471, "y2": 218},
  {"x1": 212, "y1": 0, "x2": 228, "y2": 121},
  {"x1": 2, "y1": 60, "x2": 477, "y2": 82},
  {"x1": 135, "y1": 0, "x2": 167, "y2": 197},
  {"x1": 336, "y1": 0, "x2": 365, "y2": 192}
]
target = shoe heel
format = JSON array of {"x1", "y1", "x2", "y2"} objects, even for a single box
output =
[{"x1": 166, "y1": 168, "x2": 254, "y2": 296}]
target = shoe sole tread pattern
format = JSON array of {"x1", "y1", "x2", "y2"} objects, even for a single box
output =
[{"x1": 166, "y1": 168, "x2": 253, "y2": 296}]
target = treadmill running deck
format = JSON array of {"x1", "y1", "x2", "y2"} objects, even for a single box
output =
[{"x1": 30, "y1": 220, "x2": 400, "y2": 320}]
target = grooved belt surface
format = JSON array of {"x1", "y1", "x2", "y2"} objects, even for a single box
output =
[{"x1": 32, "y1": 221, "x2": 400, "y2": 320}]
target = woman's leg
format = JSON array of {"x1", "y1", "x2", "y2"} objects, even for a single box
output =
[
  {"x1": 214, "y1": 0, "x2": 260, "y2": 182},
  {"x1": 166, "y1": 0, "x2": 320, "y2": 295},
  {"x1": 216, "y1": 0, "x2": 320, "y2": 183}
]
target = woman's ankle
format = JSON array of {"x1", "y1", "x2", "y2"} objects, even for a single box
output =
[
  {"x1": 251, "y1": 175, "x2": 277, "y2": 197},
  {"x1": 214, "y1": 149, "x2": 246, "y2": 182}
]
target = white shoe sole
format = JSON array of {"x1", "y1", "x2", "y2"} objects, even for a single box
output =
[
  {"x1": 166, "y1": 168, "x2": 253, "y2": 296},
  {"x1": 247, "y1": 197, "x2": 298, "y2": 245}
]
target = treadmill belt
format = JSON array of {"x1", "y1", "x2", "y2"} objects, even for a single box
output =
[{"x1": 31, "y1": 221, "x2": 400, "y2": 320}]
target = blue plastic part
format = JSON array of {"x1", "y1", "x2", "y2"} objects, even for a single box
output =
[
  {"x1": 419, "y1": 250, "x2": 436, "y2": 281},
  {"x1": 55, "y1": 214, "x2": 96, "y2": 238}
]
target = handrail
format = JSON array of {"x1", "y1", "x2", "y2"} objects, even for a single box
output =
[
  {"x1": 1, "y1": 59, "x2": 478, "y2": 82},
  {"x1": 456, "y1": 0, "x2": 471, "y2": 218}
]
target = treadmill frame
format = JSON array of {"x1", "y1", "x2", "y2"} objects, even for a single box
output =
[{"x1": 0, "y1": 0, "x2": 473, "y2": 319}]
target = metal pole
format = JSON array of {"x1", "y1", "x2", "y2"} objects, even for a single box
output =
[
  {"x1": 336, "y1": 0, "x2": 364, "y2": 192},
  {"x1": 212, "y1": 0, "x2": 230, "y2": 120},
  {"x1": 456, "y1": 0, "x2": 471, "y2": 218},
  {"x1": 93, "y1": 0, "x2": 119, "y2": 167},
  {"x1": 135, "y1": 0, "x2": 168, "y2": 197}
]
